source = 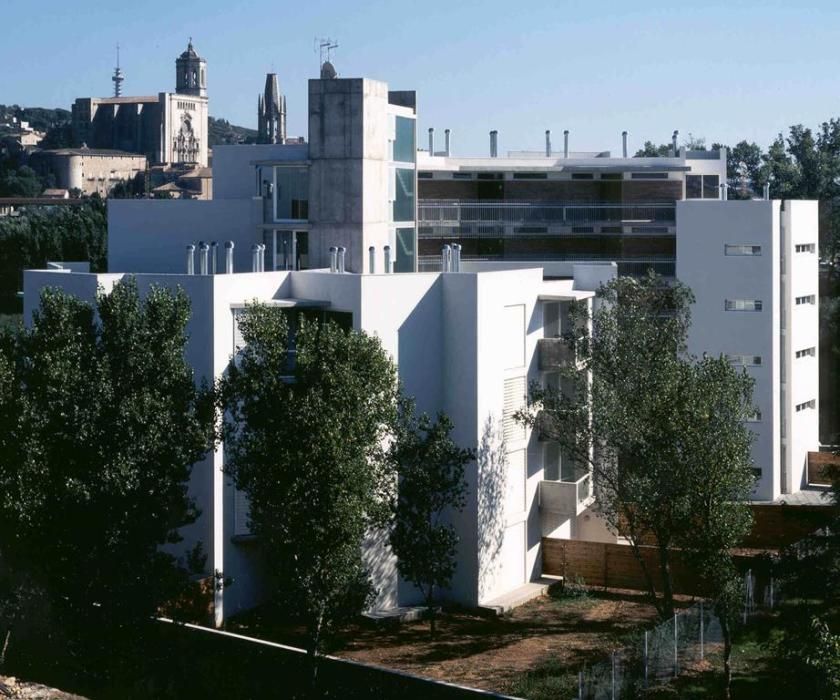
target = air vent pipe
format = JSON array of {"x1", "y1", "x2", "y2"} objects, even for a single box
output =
[
  {"x1": 452, "y1": 243, "x2": 461, "y2": 272},
  {"x1": 210, "y1": 241, "x2": 218, "y2": 274},
  {"x1": 444, "y1": 129, "x2": 451, "y2": 157},
  {"x1": 199, "y1": 242, "x2": 209, "y2": 275},
  {"x1": 428, "y1": 128, "x2": 434, "y2": 155},
  {"x1": 337, "y1": 246, "x2": 346, "y2": 274},
  {"x1": 545, "y1": 130, "x2": 551, "y2": 157},
  {"x1": 251, "y1": 244, "x2": 259, "y2": 272},
  {"x1": 672, "y1": 130, "x2": 679, "y2": 155},
  {"x1": 442, "y1": 244, "x2": 451, "y2": 272},
  {"x1": 384, "y1": 245, "x2": 392, "y2": 273},
  {"x1": 224, "y1": 241, "x2": 234, "y2": 274},
  {"x1": 720, "y1": 183, "x2": 729, "y2": 201},
  {"x1": 369, "y1": 246, "x2": 376, "y2": 273},
  {"x1": 622, "y1": 131, "x2": 628, "y2": 158},
  {"x1": 763, "y1": 183, "x2": 770, "y2": 200},
  {"x1": 186, "y1": 244, "x2": 195, "y2": 275},
  {"x1": 490, "y1": 130, "x2": 498, "y2": 158},
  {"x1": 329, "y1": 246, "x2": 337, "y2": 273},
  {"x1": 563, "y1": 130, "x2": 569, "y2": 158}
]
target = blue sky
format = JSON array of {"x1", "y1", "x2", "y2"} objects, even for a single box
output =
[{"x1": 2, "y1": 0, "x2": 839, "y2": 156}]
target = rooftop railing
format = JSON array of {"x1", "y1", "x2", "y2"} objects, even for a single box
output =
[{"x1": 418, "y1": 200, "x2": 676, "y2": 227}]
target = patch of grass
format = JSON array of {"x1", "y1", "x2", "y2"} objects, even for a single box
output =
[{"x1": 506, "y1": 658, "x2": 578, "y2": 700}]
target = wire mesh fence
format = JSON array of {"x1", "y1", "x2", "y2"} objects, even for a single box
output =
[{"x1": 574, "y1": 570, "x2": 773, "y2": 699}]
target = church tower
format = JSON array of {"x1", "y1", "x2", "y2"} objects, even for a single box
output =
[
  {"x1": 257, "y1": 73, "x2": 286, "y2": 144},
  {"x1": 175, "y1": 39, "x2": 207, "y2": 97}
]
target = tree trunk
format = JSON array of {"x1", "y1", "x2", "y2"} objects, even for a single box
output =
[
  {"x1": 658, "y1": 543, "x2": 675, "y2": 619},
  {"x1": 308, "y1": 609, "x2": 324, "y2": 697},
  {"x1": 627, "y1": 533, "x2": 664, "y2": 617},
  {"x1": 0, "y1": 629, "x2": 10, "y2": 669},
  {"x1": 720, "y1": 614, "x2": 733, "y2": 700},
  {"x1": 426, "y1": 586, "x2": 436, "y2": 639}
]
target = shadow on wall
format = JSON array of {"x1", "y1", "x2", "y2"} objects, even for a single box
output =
[
  {"x1": 476, "y1": 415, "x2": 507, "y2": 603},
  {"x1": 364, "y1": 525, "x2": 399, "y2": 611}
]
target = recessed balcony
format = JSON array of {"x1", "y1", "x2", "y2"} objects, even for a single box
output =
[{"x1": 538, "y1": 337, "x2": 576, "y2": 371}]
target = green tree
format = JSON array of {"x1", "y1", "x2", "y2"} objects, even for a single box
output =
[
  {"x1": 0, "y1": 165, "x2": 41, "y2": 197},
  {"x1": 389, "y1": 403, "x2": 472, "y2": 636},
  {"x1": 634, "y1": 141, "x2": 671, "y2": 157},
  {"x1": 219, "y1": 307, "x2": 400, "y2": 666},
  {"x1": 0, "y1": 279, "x2": 213, "y2": 675},
  {"x1": 519, "y1": 273, "x2": 756, "y2": 619}
]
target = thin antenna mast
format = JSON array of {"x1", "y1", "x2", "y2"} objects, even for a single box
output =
[{"x1": 112, "y1": 43, "x2": 124, "y2": 97}]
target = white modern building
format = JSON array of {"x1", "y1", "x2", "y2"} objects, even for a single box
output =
[{"x1": 23, "y1": 66, "x2": 821, "y2": 623}]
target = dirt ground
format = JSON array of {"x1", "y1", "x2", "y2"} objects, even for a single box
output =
[{"x1": 331, "y1": 590, "x2": 661, "y2": 694}]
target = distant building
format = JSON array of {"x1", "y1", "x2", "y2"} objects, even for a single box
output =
[
  {"x1": 29, "y1": 147, "x2": 146, "y2": 196},
  {"x1": 257, "y1": 73, "x2": 286, "y2": 144},
  {"x1": 70, "y1": 41, "x2": 209, "y2": 167}
]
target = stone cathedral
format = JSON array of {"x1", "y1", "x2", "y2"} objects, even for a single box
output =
[
  {"x1": 71, "y1": 40, "x2": 209, "y2": 167},
  {"x1": 257, "y1": 73, "x2": 286, "y2": 144}
]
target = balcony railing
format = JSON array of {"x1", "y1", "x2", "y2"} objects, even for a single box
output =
[
  {"x1": 538, "y1": 337, "x2": 576, "y2": 371},
  {"x1": 418, "y1": 200, "x2": 676, "y2": 227},
  {"x1": 540, "y1": 473, "x2": 594, "y2": 516}
]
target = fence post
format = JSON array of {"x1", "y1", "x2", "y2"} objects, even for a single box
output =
[
  {"x1": 699, "y1": 601, "x2": 704, "y2": 661},
  {"x1": 674, "y1": 612, "x2": 679, "y2": 677},
  {"x1": 611, "y1": 651, "x2": 616, "y2": 700},
  {"x1": 644, "y1": 630, "x2": 649, "y2": 687}
]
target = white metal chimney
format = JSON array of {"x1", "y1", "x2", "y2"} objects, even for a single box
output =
[
  {"x1": 720, "y1": 183, "x2": 729, "y2": 201},
  {"x1": 329, "y1": 246, "x2": 337, "y2": 273},
  {"x1": 369, "y1": 246, "x2": 376, "y2": 273},
  {"x1": 210, "y1": 241, "x2": 218, "y2": 274},
  {"x1": 442, "y1": 244, "x2": 451, "y2": 272},
  {"x1": 224, "y1": 241, "x2": 234, "y2": 274},
  {"x1": 259, "y1": 244, "x2": 267, "y2": 272},
  {"x1": 251, "y1": 244, "x2": 259, "y2": 272},
  {"x1": 428, "y1": 128, "x2": 434, "y2": 155},
  {"x1": 444, "y1": 129, "x2": 451, "y2": 157},
  {"x1": 490, "y1": 130, "x2": 498, "y2": 158},
  {"x1": 545, "y1": 130, "x2": 551, "y2": 157},
  {"x1": 622, "y1": 131, "x2": 628, "y2": 159},
  {"x1": 452, "y1": 243, "x2": 461, "y2": 272},
  {"x1": 199, "y1": 242, "x2": 209, "y2": 275},
  {"x1": 337, "y1": 246, "x2": 346, "y2": 273},
  {"x1": 672, "y1": 130, "x2": 679, "y2": 155},
  {"x1": 384, "y1": 245, "x2": 392, "y2": 273},
  {"x1": 563, "y1": 130, "x2": 569, "y2": 158},
  {"x1": 763, "y1": 183, "x2": 770, "y2": 200},
  {"x1": 186, "y1": 244, "x2": 195, "y2": 275}
]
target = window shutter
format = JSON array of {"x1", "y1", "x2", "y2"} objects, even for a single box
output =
[{"x1": 503, "y1": 376, "x2": 527, "y2": 444}]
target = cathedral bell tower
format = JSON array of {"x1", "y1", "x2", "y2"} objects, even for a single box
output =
[{"x1": 175, "y1": 38, "x2": 207, "y2": 97}]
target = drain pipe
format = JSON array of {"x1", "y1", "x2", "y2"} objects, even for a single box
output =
[
  {"x1": 384, "y1": 245, "x2": 392, "y2": 273},
  {"x1": 210, "y1": 241, "x2": 218, "y2": 275},
  {"x1": 224, "y1": 241, "x2": 234, "y2": 274},
  {"x1": 199, "y1": 242, "x2": 209, "y2": 275},
  {"x1": 337, "y1": 246, "x2": 346, "y2": 274},
  {"x1": 369, "y1": 246, "x2": 376, "y2": 273},
  {"x1": 329, "y1": 246, "x2": 337, "y2": 273},
  {"x1": 186, "y1": 244, "x2": 195, "y2": 275}
]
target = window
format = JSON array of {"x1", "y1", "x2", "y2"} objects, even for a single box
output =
[
  {"x1": 393, "y1": 116, "x2": 415, "y2": 163},
  {"x1": 725, "y1": 244, "x2": 761, "y2": 256},
  {"x1": 795, "y1": 295, "x2": 816, "y2": 305},
  {"x1": 796, "y1": 399, "x2": 816, "y2": 412},
  {"x1": 477, "y1": 172, "x2": 503, "y2": 180},
  {"x1": 571, "y1": 226, "x2": 595, "y2": 233},
  {"x1": 727, "y1": 354, "x2": 762, "y2": 366},
  {"x1": 725, "y1": 299, "x2": 762, "y2": 312},
  {"x1": 272, "y1": 166, "x2": 309, "y2": 221},
  {"x1": 795, "y1": 347, "x2": 817, "y2": 358},
  {"x1": 601, "y1": 226, "x2": 622, "y2": 233},
  {"x1": 417, "y1": 171, "x2": 433, "y2": 179},
  {"x1": 795, "y1": 243, "x2": 816, "y2": 253},
  {"x1": 452, "y1": 172, "x2": 473, "y2": 180},
  {"x1": 600, "y1": 173, "x2": 623, "y2": 180},
  {"x1": 571, "y1": 173, "x2": 594, "y2": 180},
  {"x1": 686, "y1": 174, "x2": 720, "y2": 199},
  {"x1": 703, "y1": 174, "x2": 720, "y2": 198},
  {"x1": 503, "y1": 377, "x2": 527, "y2": 443},
  {"x1": 513, "y1": 172, "x2": 548, "y2": 180},
  {"x1": 393, "y1": 168, "x2": 415, "y2": 222},
  {"x1": 631, "y1": 172, "x2": 668, "y2": 179},
  {"x1": 394, "y1": 227, "x2": 415, "y2": 273}
]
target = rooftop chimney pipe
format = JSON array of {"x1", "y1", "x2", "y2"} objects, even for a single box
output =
[
  {"x1": 444, "y1": 129, "x2": 451, "y2": 157},
  {"x1": 545, "y1": 130, "x2": 552, "y2": 157},
  {"x1": 329, "y1": 246, "x2": 337, "y2": 273},
  {"x1": 251, "y1": 244, "x2": 259, "y2": 273},
  {"x1": 763, "y1": 183, "x2": 770, "y2": 200},
  {"x1": 442, "y1": 244, "x2": 451, "y2": 272},
  {"x1": 622, "y1": 131, "x2": 628, "y2": 159},
  {"x1": 210, "y1": 241, "x2": 218, "y2": 274},
  {"x1": 672, "y1": 130, "x2": 679, "y2": 156},
  {"x1": 186, "y1": 244, "x2": 195, "y2": 275},
  {"x1": 369, "y1": 245, "x2": 376, "y2": 273},
  {"x1": 452, "y1": 243, "x2": 461, "y2": 272},
  {"x1": 720, "y1": 182, "x2": 729, "y2": 201},
  {"x1": 337, "y1": 246, "x2": 346, "y2": 274},
  {"x1": 199, "y1": 242, "x2": 209, "y2": 275},
  {"x1": 259, "y1": 244, "x2": 266, "y2": 272},
  {"x1": 428, "y1": 127, "x2": 434, "y2": 155},
  {"x1": 384, "y1": 245, "x2": 392, "y2": 273},
  {"x1": 490, "y1": 130, "x2": 498, "y2": 158},
  {"x1": 224, "y1": 241, "x2": 234, "y2": 274},
  {"x1": 563, "y1": 130, "x2": 569, "y2": 159}
]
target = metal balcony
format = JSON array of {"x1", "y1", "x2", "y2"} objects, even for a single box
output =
[
  {"x1": 417, "y1": 200, "x2": 676, "y2": 227},
  {"x1": 539, "y1": 473, "x2": 594, "y2": 516},
  {"x1": 538, "y1": 337, "x2": 576, "y2": 371}
]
